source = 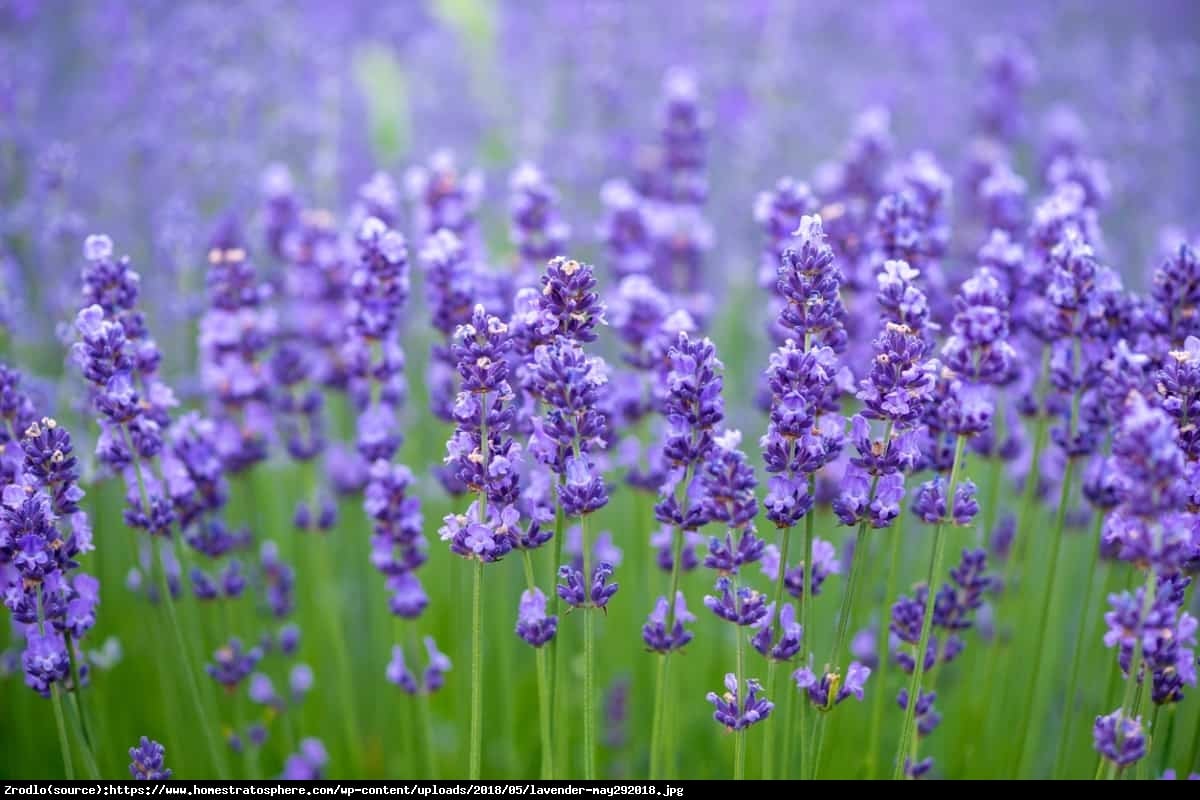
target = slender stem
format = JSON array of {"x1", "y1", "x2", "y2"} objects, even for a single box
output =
[
  {"x1": 649, "y1": 655, "x2": 668, "y2": 779},
  {"x1": 761, "y1": 514, "x2": 794, "y2": 780},
  {"x1": 866, "y1": 520, "x2": 905, "y2": 778},
  {"x1": 1014, "y1": 455, "x2": 1078, "y2": 777},
  {"x1": 469, "y1": 559, "x2": 483, "y2": 779},
  {"x1": 1187, "y1": 697, "x2": 1200, "y2": 778},
  {"x1": 522, "y1": 552, "x2": 554, "y2": 780},
  {"x1": 581, "y1": 514, "x2": 597, "y2": 780},
  {"x1": 893, "y1": 434, "x2": 966, "y2": 780},
  {"x1": 780, "y1": 667, "x2": 797, "y2": 779},
  {"x1": 734, "y1": 578, "x2": 746, "y2": 780},
  {"x1": 315, "y1": 531, "x2": 363, "y2": 775},
  {"x1": 1141, "y1": 702, "x2": 1161, "y2": 781},
  {"x1": 1157, "y1": 705, "x2": 1176, "y2": 776},
  {"x1": 649, "y1": 465, "x2": 695, "y2": 779},
  {"x1": 63, "y1": 635, "x2": 92, "y2": 750},
  {"x1": 51, "y1": 686, "x2": 75, "y2": 780},
  {"x1": 1052, "y1": 510, "x2": 1106, "y2": 778},
  {"x1": 546, "y1": 491, "x2": 565, "y2": 778},
  {"x1": 811, "y1": 520, "x2": 869, "y2": 779},
  {"x1": 797, "y1": 474, "x2": 816, "y2": 779}
]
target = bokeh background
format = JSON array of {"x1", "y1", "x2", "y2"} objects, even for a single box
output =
[{"x1": 2, "y1": 0, "x2": 1199, "y2": 780}]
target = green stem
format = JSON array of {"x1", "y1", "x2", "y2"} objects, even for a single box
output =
[
  {"x1": 893, "y1": 434, "x2": 966, "y2": 780},
  {"x1": 761, "y1": 515, "x2": 794, "y2": 780},
  {"x1": 51, "y1": 686, "x2": 75, "y2": 780},
  {"x1": 1014, "y1": 454, "x2": 1078, "y2": 777},
  {"x1": 866, "y1": 520, "x2": 905, "y2": 778},
  {"x1": 63, "y1": 633, "x2": 100, "y2": 777},
  {"x1": 649, "y1": 655, "x2": 669, "y2": 779},
  {"x1": 811, "y1": 518, "x2": 869, "y2": 779},
  {"x1": 734, "y1": 577, "x2": 746, "y2": 781},
  {"x1": 649, "y1": 464, "x2": 695, "y2": 779},
  {"x1": 469, "y1": 559, "x2": 483, "y2": 779},
  {"x1": 797, "y1": 475, "x2": 816, "y2": 779},
  {"x1": 1140, "y1": 702, "x2": 1160, "y2": 781},
  {"x1": 315, "y1": 532, "x2": 363, "y2": 775},
  {"x1": 124, "y1": 431, "x2": 228, "y2": 778},
  {"x1": 1052, "y1": 510, "x2": 1106, "y2": 779},
  {"x1": 522, "y1": 552, "x2": 554, "y2": 780},
  {"x1": 546, "y1": 486, "x2": 565, "y2": 778},
  {"x1": 1157, "y1": 702, "x2": 1176, "y2": 777},
  {"x1": 581, "y1": 514, "x2": 597, "y2": 780}
]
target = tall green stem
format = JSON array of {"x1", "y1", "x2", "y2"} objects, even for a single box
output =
[
  {"x1": 763, "y1": 515, "x2": 792, "y2": 777},
  {"x1": 866, "y1": 520, "x2": 905, "y2": 778},
  {"x1": 1052, "y1": 510, "x2": 1106, "y2": 778},
  {"x1": 51, "y1": 686, "x2": 75, "y2": 779},
  {"x1": 546, "y1": 493, "x2": 565, "y2": 778},
  {"x1": 796, "y1": 474, "x2": 816, "y2": 780},
  {"x1": 123, "y1": 436, "x2": 227, "y2": 778},
  {"x1": 1014, "y1": 454, "x2": 1078, "y2": 776},
  {"x1": 581, "y1": 514, "x2": 597, "y2": 780},
  {"x1": 893, "y1": 434, "x2": 966, "y2": 779},
  {"x1": 469, "y1": 559, "x2": 483, "y2": 779},
  {"x1": 734, "y1": 573, "x2": 747, "y2": 780},
  {"x1": 649, "y1": 464, "x2": 695, "y2": 779}
]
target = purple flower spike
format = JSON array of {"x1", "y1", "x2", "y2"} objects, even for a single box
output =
[
  {"x1": 703, "y1": 576, "x2": 767, "y2": 626},
  {"x1": 557, "y1": 561, "x2": 619, "y2": 610},
  {"x1": 751, "y1": 602, "x2": 803, "y2": 661},
  {"x1": 912, "y1": 477, "x2": 979, "y2": 525},
  {"x1": 706, "y1": 673, "x2": 774, "y2": 731},
  {"x1": 1093, "y1": 710, "x2": 1145, "y2": 768},
  {"x1": 422, "y1": 637, "x2": 452, "y2": 694},
  {"x1": 129, "y1": 737, "x2": 171, "y2": 780},
  {"x1": 793, "y1": 661, "x2": 871, "y2": 709},
  {"x1": 386, "y1": 645, "x2": 418, "y2": 695},
  {"x1": 280, "y1": 738, "x2": 328, "y2": 780},
  {"x1": 516, "y1": 587, "x2": 558, "y2": 648},
  {"x1": 642, "y1": 592, "x2": 695, "y2": 653}
]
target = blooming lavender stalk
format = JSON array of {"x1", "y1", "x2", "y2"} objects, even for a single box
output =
[
  {"x1": 889, "y1": 549, "x2": 992, "y2": 776},
  {"x1": 1013, "y1": 231, "x2": 1124, "y2": 775},
  {"x1": 437, "y1": 302, "x2": 524, "y2": 779},
  {"x1": 517, "y1": 256, "x2": 611, "y2": 780},
  {"x1": 508, "y1": 163, "x2": 569, "y2": 292},
  {"x1": 758, "y1": 213, "x2": 846, "y2": 779},
  {"x1": 698, "y1": 429, "x2": 765, "y2": 778},
  {"x1": 2, "y1": 403, "x2": 99, "y2": 777},
  {"x1": 198, "y1": 220, "x2": 276, "y2": 474},
  {"x1": 72, "y1": 235, "x2": 227, "y2": 777},
  {"x1": 648, "y1": 332, "x2": 725, "y2": 779},
  {"x1": 1091, "y1": 392, "x2": 1195, "y2": 777}
]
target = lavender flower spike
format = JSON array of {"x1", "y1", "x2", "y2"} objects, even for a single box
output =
[
  {"x1": 706, "y1": 673, "x2": 774, "y2": 731},
  {"x1": 129, "y1": 737, "x2": 171, "y2": 780}
]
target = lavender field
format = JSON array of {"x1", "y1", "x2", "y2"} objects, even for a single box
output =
[{"x1": 2, "y1": 0, "x2": 1200, "y2": 781}]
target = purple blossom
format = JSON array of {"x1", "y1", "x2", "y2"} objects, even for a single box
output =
[
  {"x1": 642, "y1": 592, "x2": 695, "y2": 653},
  {"x1": 516, "y1": 587, "x2": 558, "y2": 648},
  {"x1": 280, "y1": 738, "x2": 328, "y2": 780},
  {"x1": 793, "y1": 661, "x2": 871, "y2": 709},
  {"x1": 129, "y1": 737, "x2": 171, "y2": 780},
  {"x1": 751, "y1": 602, "x2": 803, "y2": 661},
  {"x1": 706, "y1": 673, "x2": 773, "y2": 731},
  {"x1": 557, "y1": 561, "x2": 618, "y2": 610},
  {"x1": 703, "y1": 576, "x2": 767, "y2": 626},
  {"x1": 911, "y1": 477, "x2": 979, "y2": 525},
  {"x1": 1093, "y1": 710, "x2": 1145, "y2": 768}
]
